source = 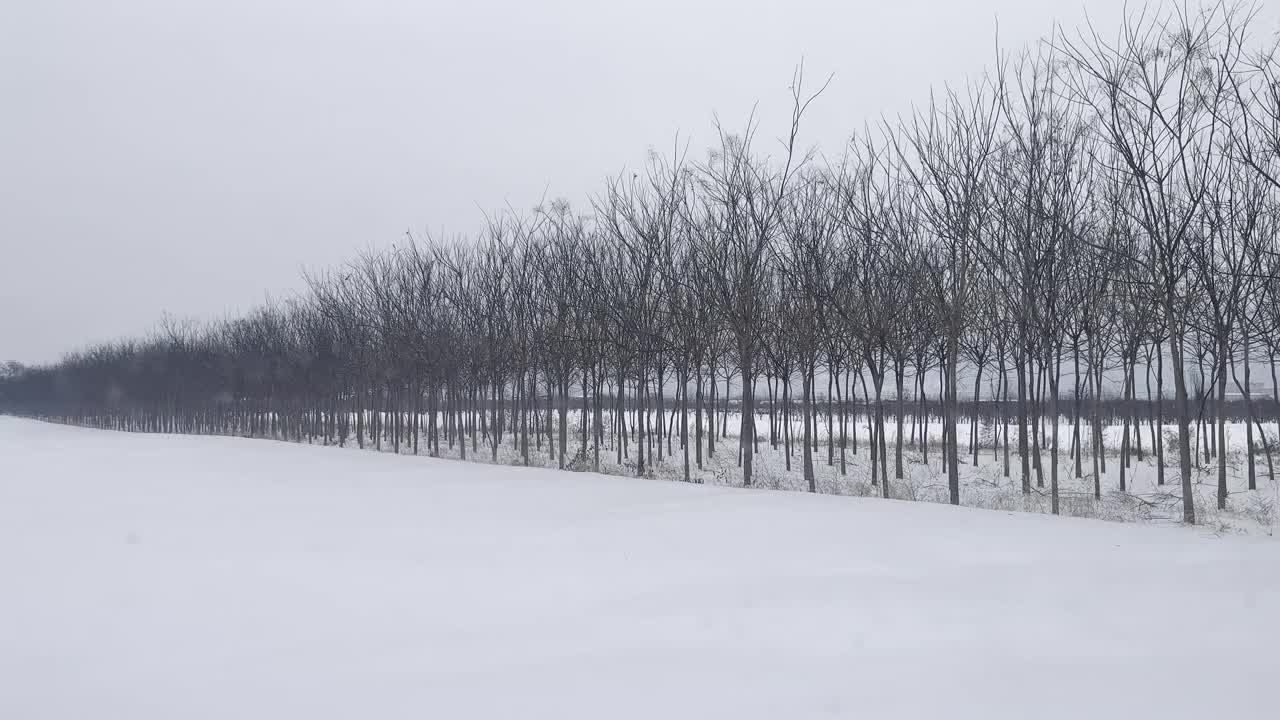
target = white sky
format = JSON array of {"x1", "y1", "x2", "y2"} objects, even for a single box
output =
[{"x1": 3, "y1": 1, "x2": 1275, "y2": 363}]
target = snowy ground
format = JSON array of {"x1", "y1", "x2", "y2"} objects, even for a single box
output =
[
  {"x1": 2, "y1": 416, "x2": 1279, "y2": 719},
  {"x1": 406, "y1": 408, "x2": 1280, "y2": 534}
]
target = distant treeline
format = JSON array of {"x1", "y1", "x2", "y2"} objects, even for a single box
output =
[{"x1": 4, "y1": 1, "x2": 1280, "y2": 525}]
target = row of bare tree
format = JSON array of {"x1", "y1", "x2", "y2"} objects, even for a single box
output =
[{"x1": 5, "y1": 2, "x2": 1280, "y2": 523}]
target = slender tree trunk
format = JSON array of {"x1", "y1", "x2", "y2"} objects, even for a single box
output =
[
  {"x1": 1016, "y1": 346, "x2": 1030, "y2": 494},
  {"x1": 827, "y1": 366, "x2": 835, "y2": 467},
  {"x1": 971, "y1": 362, "x2": 983, "y2": 467},
  {"x1": 895, "y1": 366, "x2": 906, "y2": 481},
  {"x1": 1050, "y1": 348, "x2": 1061, "y2": 515},
  {"x1": 1073, "y1": 341, "x2": 1083, "y2": 478},
  {"x1": 945, "y1": 328, "x2": 960, "y2": 506},
  {"x1": 1238, "y1": 342, "x2": 1257, "y2": 490},
  {"x1": 739, "y1": 357, "x2": 755, "y2": 488},
  {"x1": 706, "y1": 365, "x2": 716, "y2": 458},
  {"x1": 695, "y1": 363, "x2": 704, "y2": 470},
  {"x1": 766, "y1": 374, "x2": 776, "y2": 446},
  {"x1": 1156, "y1": 339, "x2": 1165, "y2": 485},
  {"x1": 1120, "y1": 357, "x2": 1131, "y2": 492},
  {"x1": 1001, "y1": 355, "x2": 1010, "y2": 477},
  {"x1": 837, "y1": 366, "x2": 847, "y2": 476},
  {"x1": 680, "y1": 366, "x2": 690, "y2": 482},
  {"x1": 1170, "y1": 317, "x2": 1197, "y2": 524},
  {"x1": 1217, "y1": 335, "x2": 1229, "y2": 510},
  {"x1": 778, "y1": 368, "x2": 788, "y2": 471},
  {"x1": 802, "y1": 363, "x2": 816, "y2": 492}
]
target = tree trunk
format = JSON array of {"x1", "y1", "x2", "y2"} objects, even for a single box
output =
[
  {"x1": 1156, "y1": 339, "x2": 1165, "y2": 486},
  {"x1": 1016, "y1": 346, "x2": 1030, "y2": 494},
  {"x1": 739, "y1": 356, "x2": 755, "y2": 488},
  {"x1": 971, "y1": 362, "x2": 983, "y2": 467},
  {"x1": 680, "y1": 366, "x2": 690, "y2": 482},
  {"x1": 1050, "y1": 348, "x2": 1061, "y2": 515},
  {"x1": 1217, "y1": 335, "x2": 1229, "y2": 510},
  {"x1": 802, "y1": 363, "x2": 816, "y2": 492},
  {"x1": 895, "y1": 366, "x2": 906, "y2": 481},
  {"x1": 945, "y1": 330, "x2": 960, "y2": 506},
  {"x1": 1170, "y1": 318, "x2": 1196, "y2": 524},
  {"x1": 1073, "y1": 341, "x2": 1083, "y2": 478}
]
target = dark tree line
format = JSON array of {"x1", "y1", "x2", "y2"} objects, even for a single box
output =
[{"x1": 5, "y1": 2, "x2": 1280, "y2": 524}]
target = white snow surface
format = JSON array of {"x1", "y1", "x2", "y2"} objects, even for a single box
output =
[{"x1": 2, "y1": 416, "x2": 1278, "y2": 720}]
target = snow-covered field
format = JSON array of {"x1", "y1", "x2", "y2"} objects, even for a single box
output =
[
  {"x1": 2, "y1": 416, "x2": 1279, "y2": 719},
  {"x1": 400, "y1": 407, "x2": 1280, "y2": 533}
]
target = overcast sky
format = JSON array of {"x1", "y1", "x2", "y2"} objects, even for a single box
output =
[{"x1": 3, "y1": 1, "x2": 1274, "y2": 363}]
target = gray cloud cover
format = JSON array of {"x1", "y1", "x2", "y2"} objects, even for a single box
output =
[{"x1": 4, "y1": 0, "x2": 1249, "y2": 363}]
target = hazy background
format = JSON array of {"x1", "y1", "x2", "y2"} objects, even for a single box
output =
[{"x1": 5, "y1": 0, "x2": 1263, "y2": 364}]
